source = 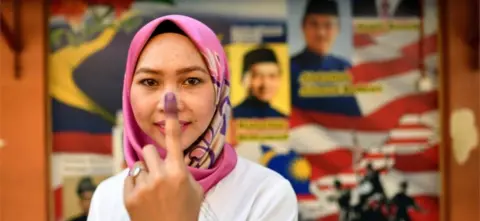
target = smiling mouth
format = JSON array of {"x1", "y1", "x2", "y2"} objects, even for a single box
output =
[{"x1": 154, "y1": 121, "x2": 191, "y2": 134}]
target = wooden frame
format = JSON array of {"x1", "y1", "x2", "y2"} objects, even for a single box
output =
[{"x1": 0, "y1": 0, "x2": 22, "y2": 79}]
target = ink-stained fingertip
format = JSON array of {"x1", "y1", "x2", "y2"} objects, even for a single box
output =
[{"x1": 164, "y1": 92, "x2": 178, "y2": 116}]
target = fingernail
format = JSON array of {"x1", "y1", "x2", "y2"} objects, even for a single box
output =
[{"x1": 164, "y1": 92, "x2": 178, "y2": 116}]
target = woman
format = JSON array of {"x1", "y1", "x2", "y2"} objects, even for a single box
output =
[{"x1": 87, "y1": 14, "x2": 298, "y2": 221}]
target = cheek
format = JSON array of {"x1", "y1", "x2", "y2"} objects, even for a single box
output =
[
  {"x1": 273, "y1": 78, "x2": 281, "y2": 88},
  {"x1": 250, "y1": 78, "x2": 261, "y2": 88},
  {"x1": 185, "y1": 87, "x2": 216, "y2": 122},
  {"x1": 130, "y1": 88, "x2": 156, "y2": 125},
  {"x1": 305, "y1": 30, "x2": 314, "y2": 40},
  {"x1": 266, "y1": 81, "x2": 276, "y2": 90},
  {"x1": 306, "y1": 28, "x2": 318, "y2": 38},
  {"x1": 325, "y1": 30, "x2": 336, "y2": 39},
  {"x1": 196, "y1": 103, "x2": 216, "y2": 125}
]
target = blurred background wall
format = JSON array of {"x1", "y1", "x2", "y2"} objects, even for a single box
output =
[
  {"x1": 0, "y1": 1, "x2": 49, "y2": 220},
  {"x1": 0, "y1": 0, "x2": 478, "y2": 220}
]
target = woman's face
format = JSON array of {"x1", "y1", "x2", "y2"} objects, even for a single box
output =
[{"x1": 131, "y1": 32, "x2": 216, "y2": 151}]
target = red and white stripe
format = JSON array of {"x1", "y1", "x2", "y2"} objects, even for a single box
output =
[{"x1": 294, "y1": 4, "x2": 440, "y2": 220}]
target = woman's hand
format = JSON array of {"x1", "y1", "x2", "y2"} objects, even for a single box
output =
[{"x1": 123, "y1": 93, "x2": 204, "y2": 221}]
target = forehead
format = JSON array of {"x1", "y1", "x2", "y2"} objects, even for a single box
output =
[
  {"x1": 251, "y1": 62, "x2": 280, "y2": 74},
  {"x1": 305, "y1": 14, "x2": 338, "y2": 23},
  {"x1": 137, "y1": 33, "x2": 205, "y2": 66},
  {"x1": 81, "y1": 191, "x2": 94, "y2": 198}
]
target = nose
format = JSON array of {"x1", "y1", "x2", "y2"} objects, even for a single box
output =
[
  {"x1": 316, "y1": 26, "x2": 328, "y2": 38},
  {"x1": 156, "y1": 90, "x2": 185, "y2": 113}
]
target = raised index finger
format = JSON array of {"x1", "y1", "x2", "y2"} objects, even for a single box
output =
[{"x1": 164, "y1": 92, "x2": 185, "y2": 167}]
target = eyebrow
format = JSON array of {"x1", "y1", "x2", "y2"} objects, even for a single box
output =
[{"x1": 134, "y1": 66, "x2": 208, "y2": 76}]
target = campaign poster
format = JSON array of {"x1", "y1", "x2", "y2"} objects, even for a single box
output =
[
  {"x1": 222, "y1": 3, "x2": 290, "y2": 170},
  {"x1": 286, "y1": 0, "x2": 440, "y2": 221},
  {"x1": 49, "y1": 0, "x2": 287, "y2": 220},
  {"x1": 228, "y1": 43, "x2": 290, "y2": 143},
  {"x1": 62, "y1": 175, "x2": 109, "y2": 221}
]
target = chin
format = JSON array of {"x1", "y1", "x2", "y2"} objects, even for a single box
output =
[
  {"x1": 317, "y1": 47, "x2": 330, "y2": 54},
  {"x1": 258, "y1": 96, "x2": 272, "y2": 102}
]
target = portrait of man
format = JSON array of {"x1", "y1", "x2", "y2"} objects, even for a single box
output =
[
  {"x1": 291, "y1": 0, "x2": 352, "y2": 71},
  {"x1": 352, "y1": 0, "x2": 421, "y2": 18},
  {"x1": 290, "y1": 0, "x2": 361, "y2": 116},
  {"x1": 233, "y1": 46, "x2": 285, "y2": 118},
  {"x1": 68, "y1": 177, "x2": 97, "y2": 221}
]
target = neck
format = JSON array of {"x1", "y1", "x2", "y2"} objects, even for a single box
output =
[
  {"x1": 245, "y1": 95, "x2": 270, "y2": 107},
  {"x1": 305, "y1": 47, "x2": 328, "y2": 57}
]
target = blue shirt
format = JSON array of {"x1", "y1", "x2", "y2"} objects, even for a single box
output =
[
  {"x1": 233, "y1": 96, "x2": 285, "y2": 118},
  {"x1": 290, "y1": 49, "x2": 362, "y2": 116}
]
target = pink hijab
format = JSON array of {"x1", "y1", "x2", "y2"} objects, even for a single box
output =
[{"x1": 122, "y1": 15, "x2": 237, "y2": 193}]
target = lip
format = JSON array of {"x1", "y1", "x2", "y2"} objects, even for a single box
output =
[{"x1": 154, "y1": 120, "x2": 191, "y2": 134}]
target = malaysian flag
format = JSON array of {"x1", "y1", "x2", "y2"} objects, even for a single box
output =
[{"x1": 289, "y1": 1, "x2": 440, "y2": 221}]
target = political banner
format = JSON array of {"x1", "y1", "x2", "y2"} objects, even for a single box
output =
[{"x1": 49, "y1": 0, "x2": 285, "y2": 220}]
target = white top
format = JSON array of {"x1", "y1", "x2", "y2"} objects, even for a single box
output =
[{"x1": 87, "y1": 157, "x2": 299, "y2": 221}]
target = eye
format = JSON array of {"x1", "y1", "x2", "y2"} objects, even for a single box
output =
[
  {"x1": 183, "y1": 77, "x2": 202, "y2": 86},
  {"x1": 139, "y1": 79, "x2": 158, "y2": 87}
]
